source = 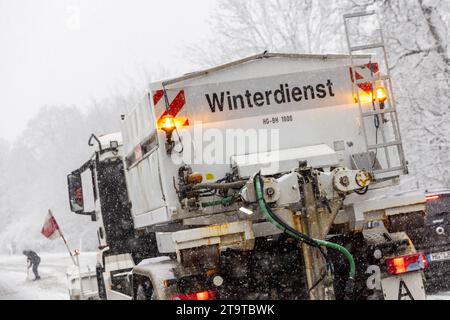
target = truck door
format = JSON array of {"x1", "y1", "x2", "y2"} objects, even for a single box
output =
[{"x1": 96, "y1": 158, "x2": 135, "y2": 255}]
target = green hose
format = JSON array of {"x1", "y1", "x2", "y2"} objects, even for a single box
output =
[
  {"x1": 313, "y1": 239, "x2": 355, "y2": 280},
  {"x1": 201, "y1": 196, "x2": 234, "y2": 208},
  {"x1": 253, "y1": 174, "x2": 356, "y2": 281}
]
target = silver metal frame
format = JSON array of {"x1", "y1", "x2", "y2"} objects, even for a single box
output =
[{"x1": 344, "y1": 10, "x2": 408, "y2": 180}]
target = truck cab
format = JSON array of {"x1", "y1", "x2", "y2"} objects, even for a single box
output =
[{"x1": 67, "y1": 133, "x2": 157, "y2": 299}]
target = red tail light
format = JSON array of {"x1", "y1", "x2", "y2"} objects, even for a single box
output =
[
  {"x1": 386, "y1": 253, "x2": 428, "y2": 275},
  {"x1": 426, "y1": 195, "x2": 440, "y2": 202},
  {"x1": 172, "y1": 290, "x2": 216, "y2": 300}
]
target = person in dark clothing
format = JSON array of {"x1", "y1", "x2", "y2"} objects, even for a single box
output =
[{"x1": 23, "y1": 250, "x2": 41, "y2": 280}]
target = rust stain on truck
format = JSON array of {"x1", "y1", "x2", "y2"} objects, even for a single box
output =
[{"x1": 201, "y1": 223, "x2": 231, "y2": 237}]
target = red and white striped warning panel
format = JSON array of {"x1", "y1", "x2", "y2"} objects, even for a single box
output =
[
  {"x1": 152, "y1": 89, "x2": 189, "y2": 126},
  {"x1": 349, "y1": 63, "x2": 379, "y2": 94}
]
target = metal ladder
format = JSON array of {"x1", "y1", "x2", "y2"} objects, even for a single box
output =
[{"x1": 344, "y1": 10, "x2": 408, "y2": 180}]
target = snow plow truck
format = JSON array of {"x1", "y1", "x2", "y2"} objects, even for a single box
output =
[{"x1": 67, "y1": 11, "x2": 429, "y2": 300}]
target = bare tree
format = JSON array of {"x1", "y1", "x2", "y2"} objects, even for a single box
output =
[
  {"x1": 188, "y1": 0, "x2": 449, "y2": 189},
  {"x1": 0, "y1": 93, "x2": 144, "y2": 252},
  {"x1": 187, "y1": 0, "x2": 346, "y2": 67},
  {"x1": 370, "y1": 0, "x2": 450, "y2": 188}
]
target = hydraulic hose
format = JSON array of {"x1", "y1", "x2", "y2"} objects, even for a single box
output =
[
  {"x1": 193, "y1": 181, "x2": 247, "y2": 191},
  {"x1": 313, "y1": 239, "x2": 356, "y2": 281},
  {"x1": 253, "y1": 173, "x2": 356, "y2": 296},
  {"x1": 201, "y1": 196, "x2": 235, "y2": 208}
]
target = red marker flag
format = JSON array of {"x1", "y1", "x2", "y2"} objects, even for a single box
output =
[
  {"x1": 41, "y1": 209, "x2": 77, "y2": 265},
  {"x1": 41, "y1": 210, "x2": 60, "y2": 240}
]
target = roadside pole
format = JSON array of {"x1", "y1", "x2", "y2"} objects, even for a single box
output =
[
  {"x1": 57, "y1": 228, "x2": 77, "y2": 266},
  {"x1": 74, "y1": 249, "x2": 84, "y2": 300},
  {"x1": 48, "y1": 209, "x2": 77, "y2": 266}
]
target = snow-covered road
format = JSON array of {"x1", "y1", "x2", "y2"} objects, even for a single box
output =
[
  {"x1": 0, "y1": 252, "x2": 96, "y2": 300},
  {"x1": 0, "y1": 252, "x2": 449, "y2": 300}
]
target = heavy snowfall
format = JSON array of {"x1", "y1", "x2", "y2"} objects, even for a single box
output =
[
  {"x1": 0, "y1": 0, "x2": 449, "y2": 300},
  {"x1": 0, "y1": 253, "x2": 96, "y2": 300}
]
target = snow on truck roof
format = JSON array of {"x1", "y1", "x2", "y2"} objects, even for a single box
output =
[
  {"x1": 151, "y1": 51, "x2": 372, "y2": 88},
  {"x1": 89, "y1": 132, "x2": 123, "y2": 153}
]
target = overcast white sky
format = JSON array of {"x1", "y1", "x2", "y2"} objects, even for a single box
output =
[{"x1": 0, "y1": 0, "x2": 216, "y2": 141}]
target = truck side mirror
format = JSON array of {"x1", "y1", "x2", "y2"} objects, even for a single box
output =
[{"x1": 68, "y1": 173, "x2": 84, "y2": 213}]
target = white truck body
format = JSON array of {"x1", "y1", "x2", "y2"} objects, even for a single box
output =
[
  {"x1": 122, "y1": 53, "x2": 407, "y2": 229},
  {"x1": 117, "y1": 53, "x2": 427, "y2": 300}
]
